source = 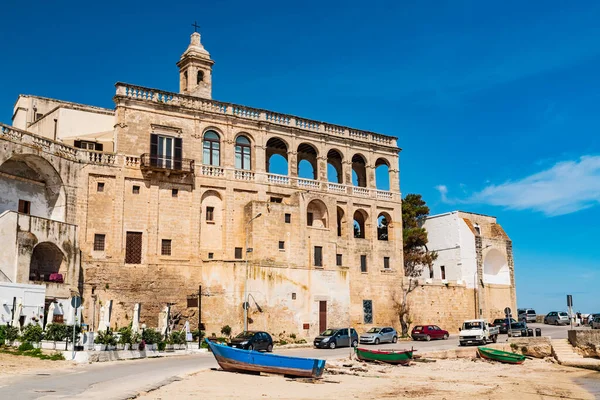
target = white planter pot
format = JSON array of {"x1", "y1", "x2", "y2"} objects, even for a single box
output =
[
  {"x1": 107, "y1": 345, "x2": 116, "y2": 351},
  {"x1": 41, "y1": 341, "x2": 56, "y2": 350},
  {"x1": 94, "y1": 344, "x2": 107, "y2": 351}
]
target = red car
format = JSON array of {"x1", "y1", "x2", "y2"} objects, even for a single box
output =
[{"x1": 411, "y1": 325, "x2": 449, "y2": 341}]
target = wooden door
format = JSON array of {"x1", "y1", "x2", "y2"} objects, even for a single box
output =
[{"x1": 319, "y1": 301, "x2": 327, "y2": 333}]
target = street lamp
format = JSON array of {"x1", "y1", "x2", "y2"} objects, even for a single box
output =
[{"x1": 243, "y1": 212, "x2": 262, "y2": 331}]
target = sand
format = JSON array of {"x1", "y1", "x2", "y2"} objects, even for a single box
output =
[
  {"x1": 0, "y1": 352, "x2": 73, "y2": 376},
  {"x1": 138, "y1": 357, "x2": 596, "y2": 400}
]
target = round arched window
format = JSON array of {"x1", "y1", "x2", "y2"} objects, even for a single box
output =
[
  {"x1": 203, "y1": 131, "x2": 220, "y2": 166},
  {"x1": 235, "y1": 136, "x2": 251, "y2": 170}
]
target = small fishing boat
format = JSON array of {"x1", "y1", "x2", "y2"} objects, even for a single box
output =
[
  {"x1": 355, "y1": 347, "x2": 414, "y2": 365},
  {"x1": 206, "y1": 339, "x2": 326, "y2": 378},
  {"x1": 477, "y1": 346, "x2": 526, "y2": 364}
]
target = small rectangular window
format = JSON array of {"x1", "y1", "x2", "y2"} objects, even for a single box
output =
[
  {"x1": 292, "y1": 293, "x2": 296, "y2": 300},
  {"x1": 93, "y1": 234, "x2": 106, "y2": 251},
  {"x1": 429, "y1": 267, "x2": 434, "y2": 279},
  {"x1": 360, "y1": 255, "x2": 367, "y2": 273},
  {"x1": 235, "y1": 247, "x2": 243, "y2": 259},
  {"x1": 125, "y1": 232, "x2": 142, "y2": 264},
  {"x1": 132, "y1": 185, "x2": 140, "y2": 194},
  {"x1": 278, "y1": 241, "x2": 285, "y2": 250},
  {"x1": 18, "y1": 199, "x2": 31, "y2": 215},
  {"x1": 441, "y1": 265, "x2": 446, "y2": 280},
  {"x1": 307, "y1": 212, "x2": 314, "y2": 226},
  {"x1": 336, "y1": 254, "x2": 343, "y2": 266},
  {"x1": 172, "y1": 189, "x2": 178, "y2": 198},
  {"x1": 363, "y1": 300, "x2": 373, "y2": 324},
  {"x1": 97, "y1": 182, "x2": 105, "y2": 192},
  {"x1": 285, "y1": 213, "x2": 291, "y2": 223},
  {"x1": 383, "y1": 257, "x2": 390, "y2": 269},
  {"x1": 314, "y1": 246, "x2": 323, "y2": 267},
  {"x1": 270, "y1": 197, "x2": 282, "y2": 203},
  {"x1": 206, "y1": 207, "x2": 214, "y2": 222},
  {"x1": 161, "y1": 239, "x2": 172, "y2": 256},
  {"x1": 208, "y1": 252, "x2": 214, "y2": 259}
]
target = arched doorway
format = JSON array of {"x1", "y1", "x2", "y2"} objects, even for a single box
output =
[
  {"x1": 483, "y1": 249, "x2": 510, "y2": 285},
  {"x1": 30, "y1": 242, "x2": 65, "y2": 282}
]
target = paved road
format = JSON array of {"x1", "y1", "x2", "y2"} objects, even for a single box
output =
[{"x1": 0, "y1": 323, "x2": 581, "y2": 400}]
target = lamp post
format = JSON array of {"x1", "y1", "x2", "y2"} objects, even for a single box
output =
[{"x1": 243, "y1": 212, "x2": 262, "y2": 331}]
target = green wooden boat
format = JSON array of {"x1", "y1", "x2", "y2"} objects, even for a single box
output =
[
  {"x1": 355, "y1": 347, "x2": 414, "y2": 365},
  {"x1": 477, "y1": 347, "x2": 526, "y2": 364}
]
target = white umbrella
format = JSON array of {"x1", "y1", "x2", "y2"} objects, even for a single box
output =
[
  {"x1": 132, "y1": 304, "x2": 140, "y2": 334},
  {"x1": 12, "y1": 298, "x2": 23, "y2": 330},
  {"x1": 158, "y1": 306, "x2": 169, "y2": 336},
  {"x1": 46, "y1": 302, "x2": 56, "y2": 326}
]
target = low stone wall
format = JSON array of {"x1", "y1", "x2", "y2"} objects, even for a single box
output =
[
  {"x1": 508, "y1": 336, "x2": 552, "y2": 358},
  {"x1": 568, "y1": 330, "x2": 600, "y2": 358},
  {"x1": 63, "y1": 348, "x2": 208, "y2": 363}
]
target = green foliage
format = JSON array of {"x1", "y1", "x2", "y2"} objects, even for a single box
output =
[
  {"x1": 142, "y1": 328, "x2": 162, "y2": 344},
  {"x1": 220, "y1": 325, "x2": 232, "y2": 337},
  {"x1": 289, "y1": 333, "x2": 296, "y2": 339},
  {"x1": 169, "y1": 331, "x2": 186, "y2": 345},
  {"x1": 18, "y1": 342, "x2": 35, "y2": 351},
  {"x1": 5, "y1": 326, "x2": 20, "y2": 342},
  {"x1": 191, "y1": 329, "x2": 205, "y2": 342},
  {"x1": 1, "y1": 346, "x2": 64, "y2": 361},
  {"x1": 94, "y1": 331, "x2": 116, "y2": 346},
  {"x1": 131, "y1": 332, "x2": 141, "y2": 345},
  {"x1": 402, "y1": 194, "x2": 438, "y2": 278},
  {"x1": 45, "y1": 324, "x2": 66, "y2": 341},
  {"x1": 22, "y1": 324, "x2": 44, "y2": 343},
  {"x1": 157, "y1": 341, "x2": 166, "y2": 351},
  {"x1": 278, "y1": 339, "x2": 288, "y2": 345},
  {"x1": 0, "y1": 325, "x2": 6, "y2": 344},
  {"x1": 118, "y1": 326, "x2": 132, "y2": 345}
]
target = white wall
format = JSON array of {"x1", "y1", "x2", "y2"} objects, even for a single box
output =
[
  {"x1": 457, "y1": 218, "x2": 477, "y2": 288},
  {"x1": 422, "y1": 213, "x2": 462, "y2": 282},
  {"x1": 0, "y1": 174, "x2": 52, "y2": 219},
  {"x1": 0, "y1": 282, "x2": 46, "y2": 327},
  {"x1": 0, "y1": 211, "x2": 18, "y2": 282},
  {"x1": 57, "y1": 108, "x2": 114, "y2": 139}
]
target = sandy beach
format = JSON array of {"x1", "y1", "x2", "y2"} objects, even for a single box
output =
[
  {"x1": 138, "y1": 357, "x2": 597, "y2": 400},
  {"x1": 0, "y1": 352, "x2": 74, "y2": 376}
]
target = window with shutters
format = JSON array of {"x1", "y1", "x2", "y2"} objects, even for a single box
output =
[
  {"x1": 125, "y1": 232, "x2": 142, "y2": 264},
  {"x1": 441, "y1": 265, "x2": 446, "y2": 280},
  {"x1": 336, "y1": 254, "x2": 343, "y2": 266},
  {"x1": 161, "y1": 239, "x2": 172, "y2": 256},
  {"x1": 360, "y1": 255, "x2": 367, "y2": 273},
  {"x1": 132, "y1": 185, "x2": 140, "y2": 194},
  {"x1": 74, "y1": 140, "x2": 103, "y2": 151},
  {"x1": 383, "y1": 257, "x2": 390, "y2": 269},
  {"x1": 97, "y1": 182, "x2": 105, "y2": 192},
  {"x1": 363, "y1": 300, "x2": 373, "y2": 324},
  {"x1": 285, "y1": 213, "x2": 291, "y2": 223},
  {"x1": 18, "y1": 199, "x2": 31, "y2": 215},
  {"x1": 206, "y1": 207, "x2": 214, "y2": 222},
  {"x1": 235, "y1": 247, "x2": 243, "y2": 259},
  {"x1": 150, "y1": 134, "x2": 183, "y2": 170},
  {"x1": 94, "y1": 234, "x2": 106, "y2": 251},
  {"x1": 278, "y1": 241, "x2": 285, "y2": 250},
  {"x1": 314, "y1": 246, "x2": 323, "y2": 267}
]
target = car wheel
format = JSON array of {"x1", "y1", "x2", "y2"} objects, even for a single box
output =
[
  {"x1": 267, "y1": 344, "x2": 273, "y2": 352},
  {"x1": 492, "y1": 335, "x2": 497, "y2": 343},
  {"x1": 374, "y1": 338, "x2": 380, "y2": 345},
  {"x1": 248, "y1": 345, "x2": 254, "y2": 351},
  {"x1": 555, "y1": 320, "x2": 559, "y2": 326},
  {"x1": 352, "y1": 339, "x2": 358, "y2": 348},
  {"x1": 443, "y1": 334, "x2": 449, "y2": 340},
  {"x1": 459, "y1": 342, "x2": 464, "y2": 347},
  {"x1": 392, "y1": 336, "x2": 397, "y2": 343},
  {"x1": 425, "y1": 335, "x2": 431, "y2": 342},
  {"x1": 328, "y1": 341, "x2": 336, "y2": 349}
]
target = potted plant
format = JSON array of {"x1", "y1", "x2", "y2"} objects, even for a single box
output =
[
  {"x1": 21, "y1": 324, "x2": 44, "y2": 348},
  {"x1": 118, "y1": 327, "x2": 133, "y2": 350},
  {"x1": 5, "y1": 326, "x2": 20, "y2": 347},
  {"x1": 142, "y1": 328, "x2": 160, "y2": 351}
]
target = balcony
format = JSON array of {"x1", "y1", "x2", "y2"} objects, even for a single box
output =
[{"x1": 140, "y1": 154, "x2": 194, "y2": 175}]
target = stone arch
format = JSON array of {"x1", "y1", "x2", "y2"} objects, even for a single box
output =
[
  {"x1": 352, "y1": 154, "x2": 367, "y2": 187},
  {"x1": 0, "y1": 154, "x2": 67, "y2": 221},
  {"x1": 327, "y1": 149, "x2": 344, "y2": 183},
  {"x1": 265, "y1": 137, "x2": 289, "y2": 175},
  {"x1": 297, "y1": 143, "x2": 318, "y2": 180},
  {"x1": 375, "y1": 158, "x2": 390, "y2": 191},
  {"x1": 306, "y1": 199, "x2": 328, "y2": 228},
  {"x1": 201, "y1": 190, "x2": 223, "y2": 251},
  {"x1": 234, "y1": 134, "x2": 252, "y2": 170},
  {"x1": 336, "y1": 206, "x2": 346, "y2": 237},
  {"x1": 202, "y1": 130, "x2": 221, "y2": 166},
  {"x1": 483, "y1": 249, "x2": 510, "y2": 285},
  {"x1": 29, "y1": 242, "x2": 66, "y2": 282},
  {"x1": 377, "y1": 212, "x2": 392, "y2": 241},
  {"x1": 353, "y1": 209, "x2": 369, "y2": 239}
]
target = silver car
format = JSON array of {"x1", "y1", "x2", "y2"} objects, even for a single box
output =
[
  {"x1": 544, "y1": 311, "x2": 570, "y2": 325},
  {"x1": 518, "y1": 308, "x2": 537, "y2": 323},
  {"x1": 359, "y1": 326, "x2": 398, "y2": 344},
  {"x1": 592, "y1": 317, "x2": 600, "y2": 330}
]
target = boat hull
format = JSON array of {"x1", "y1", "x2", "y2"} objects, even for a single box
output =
[
  {"x1": 206, "y1": 339, "x2": 326, "y2": 378},
  {"x1": 477, "y1": 347, "x2": 526, "y2": 364},
  {"x1": 355, "y1": 347, "x2": 413, "y2": 365}
]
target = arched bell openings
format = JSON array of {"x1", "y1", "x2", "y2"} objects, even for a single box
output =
[
  {"x1": 353, "y1": 209, "x2": 369, "y2": 239},
  {"x1": 377, "y1": 212, "x2": 392, "y2": 241},
  {"x1": 203, "y1": 130, "x2": 221, "y2": 166},
  {"x1": 265, "y1": 137, "x2": 289, "y2": 175},
  {"x1": 297, "y1": 143, "x2": 318, "y2": 180},
  {"x1": 352, "y1": 154, "x2": 367, "y2": 187},
  {"x1": 306, "y1": 199, "x2": 328, "y2": 228},
  {"x1": 235, "y1": 135, "x2": 252, "y2": 170},
  {"x1": 375, "y1": 158, "x2": 390, "y2": 191},
  {"x1": 327, "y1": 149, "x2": 343, "y2": 183}
]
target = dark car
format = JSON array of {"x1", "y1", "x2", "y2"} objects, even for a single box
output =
[
  {"x1": 228, "y1": 331, "x2": 273, "y2": 352},
  {"x1": 492, "y1": 318, "x2": 517, "y2": 334},
  {"x1": 507, "y1": 322, "x2": 527, "y2": 337},
  {"x1": 411, "y1": 325, "x2": 449, "y2": 341},
  {"x1": 314, "y1": 328, "x2": 358, "y2": 349}
]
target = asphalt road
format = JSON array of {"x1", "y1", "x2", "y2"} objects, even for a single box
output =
[{"x1": 0, "y1": 323, "x2": 580, "y2": 400}]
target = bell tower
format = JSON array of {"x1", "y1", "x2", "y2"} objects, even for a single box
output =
[{"x1": 177, "y1": 31, "x2": 214, "y2": 99}]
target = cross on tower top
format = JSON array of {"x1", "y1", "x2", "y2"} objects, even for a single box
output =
[{"x1": 192, "y1": 21, "x2": 200, "y2": 33}]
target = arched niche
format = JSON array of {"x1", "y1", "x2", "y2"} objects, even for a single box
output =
[
  {"x1": 353, "y1": 209, "x2": 369, "y2": 239},
  {"x1": 265, "y1": 137, "x2": 289, "y2": 175},
  {"x1": 307, "y1": 199, "x2": 328, "y2": 228},
  {"x1": 30, "y1": 242, "x2": 66, "y2": 282},
  {"x1": 483, "y1": 249, "x2": 510, "y2": 285}
]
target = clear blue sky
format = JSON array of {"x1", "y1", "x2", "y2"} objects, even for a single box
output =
[{"x1": 2, "y1": 1, "x2": 599, "y2": 315}]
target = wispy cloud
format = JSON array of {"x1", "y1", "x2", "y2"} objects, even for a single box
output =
[
  {"x1": 435, "y1": 185, "x2": 449, "y2": 203},
  {"x1": 470, "y1": 156, "x2": 600, "y2": 216}
]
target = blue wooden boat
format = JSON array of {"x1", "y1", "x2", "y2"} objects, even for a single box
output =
[{"x1": 206, "y1": 339, "x2": 326, "y2": 378}]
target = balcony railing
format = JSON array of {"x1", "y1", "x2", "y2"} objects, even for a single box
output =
[{"x1": 140, "y1": 154, "x2": 194, "y2": 174}]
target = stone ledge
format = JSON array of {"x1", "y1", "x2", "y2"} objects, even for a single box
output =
[{"x1": 63, "y1": 348, "x2": 208, "y2": 363}]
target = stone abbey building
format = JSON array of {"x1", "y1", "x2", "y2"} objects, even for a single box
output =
[{"x1": 0, "y1": 33, "x2": 515, "y2": 336}]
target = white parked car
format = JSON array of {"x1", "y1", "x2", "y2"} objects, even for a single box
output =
[{"x1": 592, "y1": 317, "x2": 600, "y2": 330}]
